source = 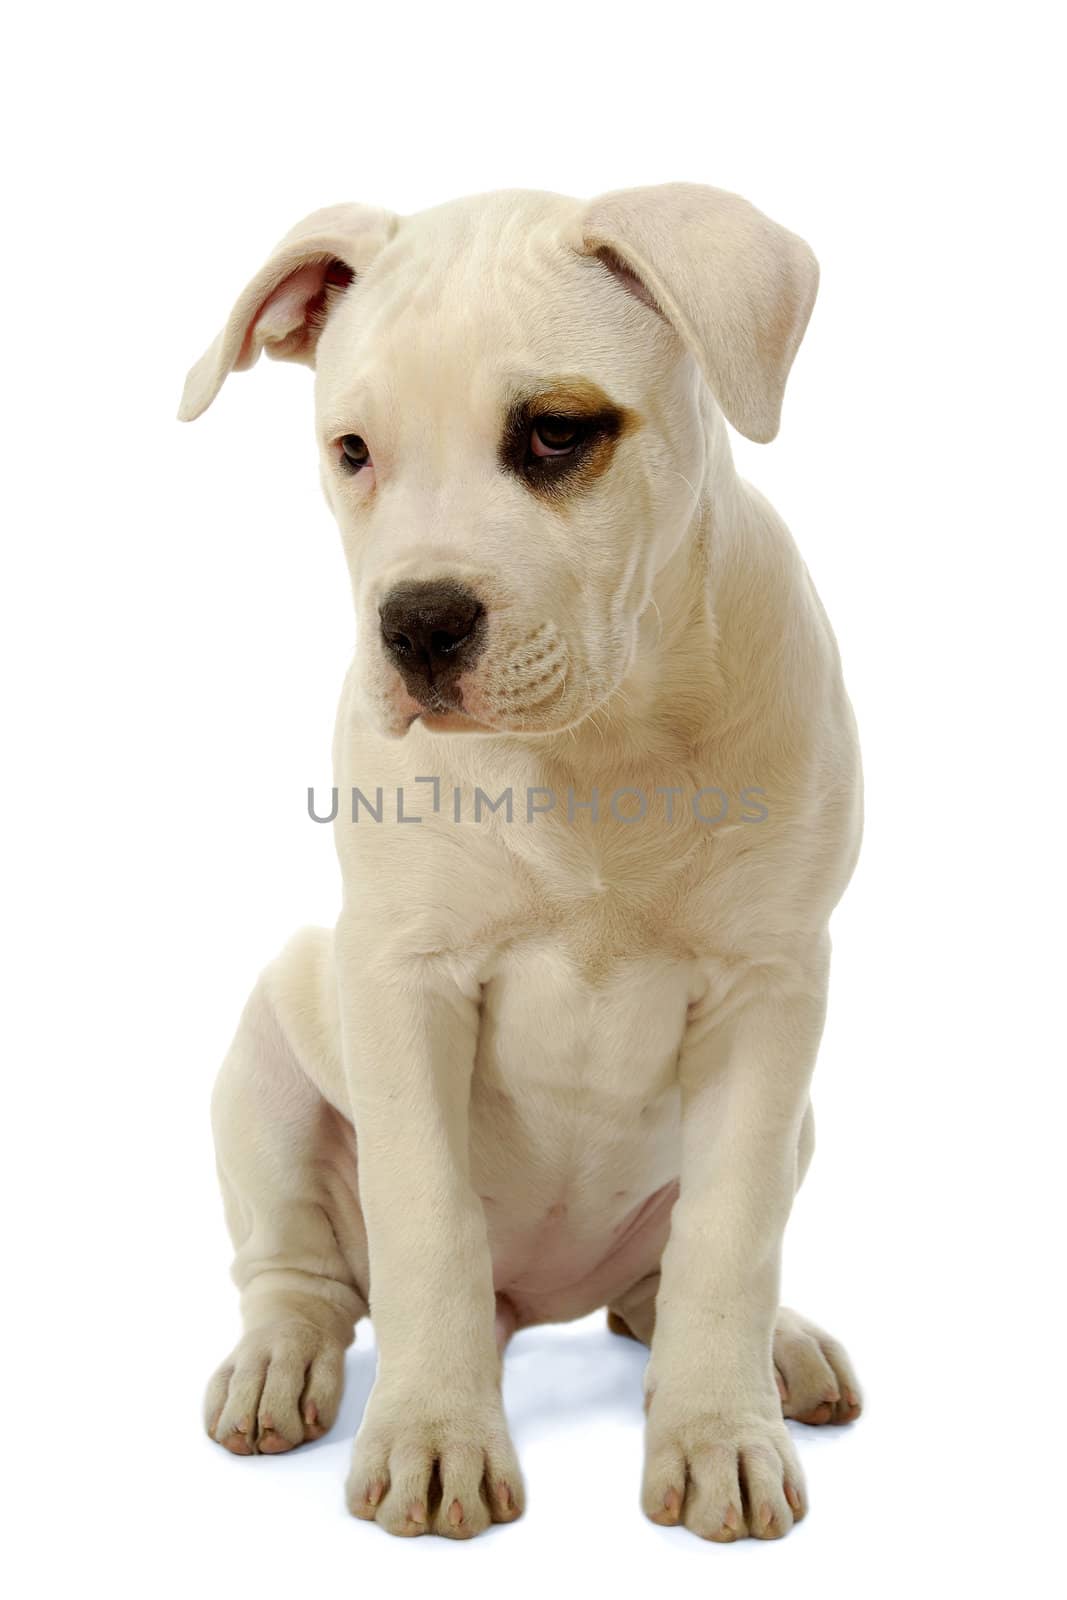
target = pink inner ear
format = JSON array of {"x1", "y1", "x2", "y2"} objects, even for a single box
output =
[
  {"x1": 595, "y1": 246, "x2": 663, "y2": 314},
  {"x1": 236, "y1": 258, "x2": 353, "y2": 370}
]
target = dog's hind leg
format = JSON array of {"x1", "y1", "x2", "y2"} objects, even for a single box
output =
[
  {"x1": 606, "y1": 1272, "x2": 661, "y2": 1348},
  {"x1": 607, "y1": 1104, "x2": 862, "y2": 1425},
  {"x1": 203, "y1": 928, "x2": 369, "y2": 1456},
  {"x1": 773, "y1": 1103, "x2": 862, "y2": 1424}
]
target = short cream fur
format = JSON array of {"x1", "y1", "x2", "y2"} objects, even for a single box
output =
[{"x1": 182, "y1": 183, "x2": 863, "y2": 1542}]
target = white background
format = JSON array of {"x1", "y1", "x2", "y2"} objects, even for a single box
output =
[{"x1": 4, "y1": 4, "x2": 1064, "y2": 1596}]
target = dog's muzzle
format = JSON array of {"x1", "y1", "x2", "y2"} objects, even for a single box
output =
[{"x1": 379, "y1": 580, "x2": 486, "y2": 708}]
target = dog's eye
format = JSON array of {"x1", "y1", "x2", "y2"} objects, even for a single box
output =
[
  {"x1": 501, "y1": 392, "x2": 628, "y2": 499},
  {"x1": 530, "y1": 416, "x2": 584, "y2": 458},
  {"x1": 339, "y1": 434, "x2": 371, "y2": 472}
]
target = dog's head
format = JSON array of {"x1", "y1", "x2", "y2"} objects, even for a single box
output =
[{"x1": 181, "y1": 186, "x2": 817, "y2": 738}]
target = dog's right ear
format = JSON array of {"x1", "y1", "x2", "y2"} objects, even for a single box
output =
[
  {"x1": 576, "y1": 183, "x2": 818, "y2": 444},
  {"x1": 178, "y1": 203, "x2": 398, "y2": 422}
]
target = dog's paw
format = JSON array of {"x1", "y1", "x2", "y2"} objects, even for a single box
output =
[
  {"x1": 774, "y1": 1307, "x2": 862, "y2": 1426},
  {"x1": 204, "y1": 1323, "x2": 345, "y2": 1455},
  {"x1": 642, "y1": 1396, "x2": 806, "y2": 1541},
  {"x1": 345, "y1": 1384, "x2": 523, "y2": 1538}
]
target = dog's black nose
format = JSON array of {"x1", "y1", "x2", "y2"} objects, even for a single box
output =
[{"x1": 379, "y1": 581, "x2": 485, "y2": 694}]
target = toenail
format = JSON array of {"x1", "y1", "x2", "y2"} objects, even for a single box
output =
[
  {"x1": 367, "y1": 1481, "x2": 384, "y2": 1506},
  {"x1": 725, "y1": 1504, "x2": 740, "y2": 1530},
  {"x1": 408, "y1": 1501, "x2": 427, "y2": 1526},
  {"x1": 663, "y1": 1487, "x2": 682, "y2": 1518},
  {"x1": 786, "y1": 1483, "x2": 802, "y2": 1512},
  {"x1": 495, "y1": 1481, "x2": 512, "y2": 1511},
  {"x1": 758, "y1": 1502, "x2": 773, "y2": 1529},
  {"x1": 258, "y1": 1429, "x2": 294, "y2": 1454},
  {"x1": 448, "y1": 1499, "x2": 464, "y2": 1527}
]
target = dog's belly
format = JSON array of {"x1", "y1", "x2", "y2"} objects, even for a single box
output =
[{"x1": 469, "y1": 940, "x2": 691, "y2": 1327}]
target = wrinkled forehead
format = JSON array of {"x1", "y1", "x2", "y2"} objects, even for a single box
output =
[{"x1": 314, "y1": 191, "x2": 674, "y2": 440}]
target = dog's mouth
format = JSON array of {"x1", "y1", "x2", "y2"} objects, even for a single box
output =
[
  {"x1": 380, "y1": 620, "x2": 580, "y2": 738},
  {"x1": 418, "y1": 708, "x2": 493, "y2": 734},
  {"x1": 395, "y1": 677, "x2": 495, "y2": 735}
]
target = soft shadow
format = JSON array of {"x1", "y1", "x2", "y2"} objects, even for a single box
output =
[
  {"x1": 303, "y1": 1317, "x2": 647, "y2": 1452},
  {"x1": 297, "y1": 1340, "x2": 378, "y2": 1454},
  {"x1": 502, "y1": 1320, "x2": 649, "y2": 1445}
]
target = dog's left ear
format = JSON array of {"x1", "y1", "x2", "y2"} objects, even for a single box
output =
[
  {"x1": 577, "y1": 183, "x2": 818, "y2": 443},
  {"x1": 178, "y1": 202, "x2": 398, "y2": 422}
]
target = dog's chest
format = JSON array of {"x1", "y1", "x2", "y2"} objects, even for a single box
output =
[
  {"x1": 478, "y1": 934, "x2": 693, "y2": 1093},
  {"x1": 470, "y1": 923, "x2": 693, "y2": 1199},
  {"x1": 452, "y1": 773, "x2": 761, "y2": 1318},
  {"x1": 467, "y1": 936, "x2": 690, "y2": 1320},
  {"x1": 469, "y1": 779, "x2": 738, "y2": 1109}
]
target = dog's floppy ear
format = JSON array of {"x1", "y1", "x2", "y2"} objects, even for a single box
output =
[
  {"x1": 577, "y1": 183, "x2": 818, "y2": 443},
  {"x1": 178, "y1": 203, "x2": 398, "y2": 422}
]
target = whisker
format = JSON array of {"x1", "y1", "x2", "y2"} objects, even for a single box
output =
[{"x1": 665, "y1": 465, "x2": 701, "y2": 518}]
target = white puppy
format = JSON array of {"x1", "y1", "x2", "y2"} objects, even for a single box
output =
[{"x1": 181, "y1": 183, "x2": 863, "y2": 1542}]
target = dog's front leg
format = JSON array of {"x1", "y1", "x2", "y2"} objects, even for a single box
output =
[
  {"x1": 339, "y1": 922, "x2": 521, "y2": 1539},
  {"x1": 642, "y1": 950, "x2": 830, "y2": 1542}
]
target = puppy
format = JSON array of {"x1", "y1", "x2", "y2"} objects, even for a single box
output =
[{"x1": 181, "y1": 183, "x2": 863, "y2": 1542}]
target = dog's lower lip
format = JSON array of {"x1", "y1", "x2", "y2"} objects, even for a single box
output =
[{"x1": 419, "y1": 709, "x2": 493, "y2": 733}]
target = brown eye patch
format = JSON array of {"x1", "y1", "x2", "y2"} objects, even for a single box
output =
[{"x1": 499, "y1": 376, "x2": 640, "y2": 505}]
